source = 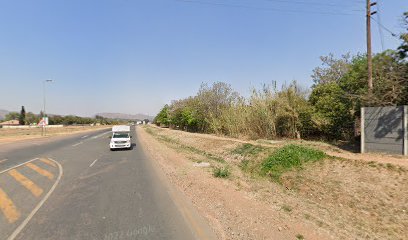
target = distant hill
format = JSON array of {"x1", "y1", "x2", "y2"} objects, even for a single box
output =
[
  {"x1": 95, "y1": 113, "x2": 154, "y2": 121},
  {"x1": 0, "y1": 109, "x2": 9, "y2": 120}
]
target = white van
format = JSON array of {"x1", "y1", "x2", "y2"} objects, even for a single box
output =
[{"x1": 110, "y1": 125, "x2": 131, "y2": 150}]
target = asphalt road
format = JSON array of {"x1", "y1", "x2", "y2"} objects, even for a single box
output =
[{"x1": 0, "y1": 127, "x2": 214, "y2": 240}]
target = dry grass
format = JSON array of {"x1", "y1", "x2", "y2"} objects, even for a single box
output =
[{"x1": 0, "y1": 126, "x2": 110, "y2": 143}]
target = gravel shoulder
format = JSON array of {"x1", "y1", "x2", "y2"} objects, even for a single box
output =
[
  {"x1": 138, "y1": 125, "x2": 408, "y2": 240},
  {"x1": 137, "y1": 126, "x2": 333, "y2": 240}
]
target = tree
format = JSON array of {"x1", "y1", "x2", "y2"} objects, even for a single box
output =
[
  {"x1": 195, "y1": 82, "x2": 239, "y2": 132},
  {"x1": 311, "y1": 53, "x2": 352, "y2": 86},
  {"x1": 25, "y1": 112, "x2": 40, "y2": 125},
  {"x1": 19, "y1": 106, "x2": 26, "y2": 125},
  {"x1": 154, "y1": 105, "x2": 170, "y2": 126},
  {"x1": 309, "y1": 82, "x2": 354, "y2": 139},
  {"x1": 5, "y1": 112, "x2": 20, "y2": 121},
  {"x1": 397, "y1": 12, "x2": 408, "y2": 60}
]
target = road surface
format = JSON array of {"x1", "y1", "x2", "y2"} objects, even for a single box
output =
[{"x1": 0, "y1": 127, "x2": 215, "y2": 240}]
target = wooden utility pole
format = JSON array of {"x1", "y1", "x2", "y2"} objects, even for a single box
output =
[{"x1": 366, "y1": 0, "x2": 377, "y2": 92}]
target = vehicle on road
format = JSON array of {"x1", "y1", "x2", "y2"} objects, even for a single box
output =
[{"x1": 110, "y1": 125, "x2": 131, "y2": 150}]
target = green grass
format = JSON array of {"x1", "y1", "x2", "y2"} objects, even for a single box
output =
[
  {"x1": 213, "y1": 166, "x2": 230, "y2": 178},
  {"x1": 261, "y1": 144, "x2": 326, "y2": 182},
  {"x1": 232, "y1": 143, "x2": 264, "y2": 156}
]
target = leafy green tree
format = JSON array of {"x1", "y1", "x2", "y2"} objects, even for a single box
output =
[
  {"x1": 5, "y1": 112, "x2": 20, "y2": 121},
  {"x1": 25, "y1": 112, "x2": 40, "y2": 125},
  {"x1": 309, "y1": 82, "x2": 354, "y2": 139},
  {"x1": 19, "y1": 106, "x2": 26, "y2": 125},
  {"x1": 154, "y1": 104, "x2": 170, "y2": 126}
]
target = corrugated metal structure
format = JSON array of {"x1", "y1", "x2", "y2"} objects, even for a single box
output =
[{"x1": 361, "y1": 106, "x2": 407, "y2": 156}]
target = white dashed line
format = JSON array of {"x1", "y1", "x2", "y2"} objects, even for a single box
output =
[
  {"x1": 91, "y1": 131, "x2": 111, "y2": 139},
  {"x1": 89, "y1": 159, "x2": 98, "y2": 168},
  {"x1": 72, "y1": 142, "x2": 83, "y2": 147},
  {"x1": 0, "y1": 159, "x2": 8, "y2": 163},
  {"x1": 81, "y1": 135, "x2": 88, "y2": 139}
]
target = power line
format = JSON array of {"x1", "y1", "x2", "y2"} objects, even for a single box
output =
[
  {"x1": 174, "y1": 0, "x2": 363, "y2": 16},
  {"x1": 375, "y1": 0, "x2": 385, "y2": 50},
  {"x1": 262, "y1": 0, "x2": 364, "y2": 10},
  {"x1": 370, "y1": 17, "x2": 398, "y2": 38}
]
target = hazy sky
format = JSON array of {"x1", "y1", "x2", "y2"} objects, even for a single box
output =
[{"x1": 0, "y1": 0, "x2": 406, "y2": 116}]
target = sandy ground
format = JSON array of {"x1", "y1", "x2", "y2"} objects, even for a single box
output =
[
  {"x1": 138, "y1": 125, "x2": 408, "y2": 240},
  {"x1": 137, "y1": 126, "x2": 332, "y2": 240},
  {"x1": 0, "y1": 126, "x2": 110, "y2": 144}
]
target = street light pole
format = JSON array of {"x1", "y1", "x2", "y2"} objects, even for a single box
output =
[{"x1": 42, "y1": 79, "x2": 53, "y2": 136}]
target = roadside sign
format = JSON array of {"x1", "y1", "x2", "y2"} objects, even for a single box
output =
[{"x1": 38, "y1": 117, "x2": 48, "y2": 126}]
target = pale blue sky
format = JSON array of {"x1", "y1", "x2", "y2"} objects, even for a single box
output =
[{"x1": 0, "y1": 0, "x2": 406, "y2": 116}]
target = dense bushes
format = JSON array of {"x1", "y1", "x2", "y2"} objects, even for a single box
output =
[
  {"x1": 155, "y1": 81, "x2": 316, "y2": 140},
  {"x1": 155, "y1": 50, "x2": 407, "y2": 141},
  {"x1": 154, "y1": 14, "x2": 408, "y2": 141}
]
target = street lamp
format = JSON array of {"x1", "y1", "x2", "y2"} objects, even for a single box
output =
[{"x1": 42, "y1": 79, "x2": 53, "y2": 136}]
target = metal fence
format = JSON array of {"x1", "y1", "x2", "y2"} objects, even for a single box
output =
[{"x1": 361, "y1": 106, "x2": 408, "y2": 156}]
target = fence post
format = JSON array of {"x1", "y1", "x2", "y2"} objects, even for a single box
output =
[
  {"x1": 404, "y1": 105, "x2": 407, "y2": 156},
  {"x1": 361, "y1": 107, "x2": 365, "y2": 154}
]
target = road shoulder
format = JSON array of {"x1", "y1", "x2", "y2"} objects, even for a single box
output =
[
  {"x1": 136, "y1": 126, "x2": 330, "y2": 240},
  {"x1": 136, "y1": 127, "x2": 218, "y2": 240}
]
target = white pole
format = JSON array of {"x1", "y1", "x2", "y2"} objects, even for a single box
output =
[
  {"x1": 361, "y1": 107, "x2": 365, "y2": 154},
  {"x1": 404, "y1": 105, "x2": 407, "y2": 156}
]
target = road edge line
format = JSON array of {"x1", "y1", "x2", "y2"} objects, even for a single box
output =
[{"x1": 7, "y1": 158, "x2": 63, "y2": 240}]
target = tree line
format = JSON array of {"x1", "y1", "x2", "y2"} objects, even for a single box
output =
[
  {"x1": 3, "y1": 108, "x2": 124, "y2": 126},
  {"x1": 154, "y1": 12, "x2": 408, "y2": 141}
]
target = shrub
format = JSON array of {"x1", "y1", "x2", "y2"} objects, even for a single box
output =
[{"x1": 213, "y1": 166, "x2": 230, "y2": 178}]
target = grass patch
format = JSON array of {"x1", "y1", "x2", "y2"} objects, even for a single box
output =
[
  {"x1": 281, "y1": 204, "x2": 292, "y2": 212},
  {"x1": 239, "y1": 159, "x2": 250, "y2": 171},
  {"x1": 386, "y1": 163, "x2": 396, "y2": 170},
  {"x1": 213, "y1": 166, "x2": 230, "y2": 178},
  {"x1": 261, "y1": 144, "x2": 326, "y2": 182},
  {"x1": 296, "y1": 234, "x2": 305, "y2": 240},
  {"x1": 232, "y1": 143, "x2": 264, "y2": 156}
]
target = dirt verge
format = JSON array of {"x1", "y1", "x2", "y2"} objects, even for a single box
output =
[
  {"x1": 137, "y1": 125, "x2": 408, "y2": 240},
  {"x1": 0, "y1": 126, "x2": 110, "y2": 144}
]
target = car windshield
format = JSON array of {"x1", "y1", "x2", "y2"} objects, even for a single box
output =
[{"x1": 113, "y1": 133, "x2": 129, "y2": 138}]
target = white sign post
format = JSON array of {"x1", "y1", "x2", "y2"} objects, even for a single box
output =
[{"x1": 38, "y1": 117, "x2": 48, "y2": 136}]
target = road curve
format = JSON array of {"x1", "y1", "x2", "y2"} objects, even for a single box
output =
[{"x1": 0, "y1": 126, "x2": 215, "y2": 240}]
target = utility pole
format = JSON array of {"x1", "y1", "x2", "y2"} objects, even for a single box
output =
[
  {"x1": 42, "y1": 79, "x2": 53, "y2": 136},
  {"x1": 366, "y1": 0, "x2": 377, "y2": 92}
]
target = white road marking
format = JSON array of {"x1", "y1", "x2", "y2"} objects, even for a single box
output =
[
  {"x1": 72, "y1": 142, "x2": 83, "y2": 147},
  {"x1": 91, "y1": 131, "x2": 111, "y2": 139},
  {"x1": 81, "y1": 135, "x2": 88, "y2": 139},
  {"x1": 0, "y1": 159, "x2": 8, "y2": 163},
  {"x1": 0, "y1": 158, "x2": 38, "y2": 174},
  {"x1": 7, "y1": 158, "x2": 63, "y2": 240},
  {"x1": 89, "y1": 159, "x2": 98, "y2": 168}
]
